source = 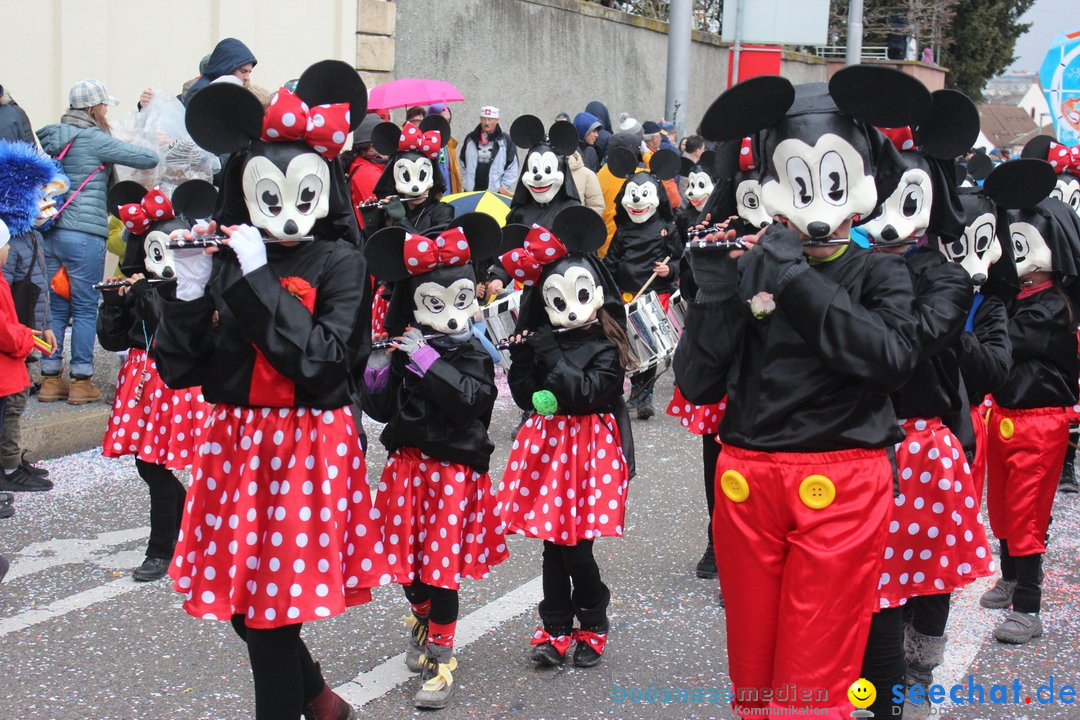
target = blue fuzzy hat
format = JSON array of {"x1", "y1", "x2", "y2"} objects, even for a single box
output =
[{"x1": 0, "y1": 140, "x2": 58, "y2": 236}]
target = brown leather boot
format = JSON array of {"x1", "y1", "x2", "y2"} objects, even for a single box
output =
[
  {"x1": 67, "y1": 377, "x2": 101, "y2": 405},
  {"x1": 38, "y1": 374, "x2": 69, "y2": 402},
  {"x1": 303, "y1": 681, "x2": 356, "y2": 720}
]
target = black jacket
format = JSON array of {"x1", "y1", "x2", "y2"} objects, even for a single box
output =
[
  {"x1": 362, "y1": 199, "x2": 455, "y2": 242},
  {"x1": 674, "y1": 245, "x2": 919, "y2": 452},
  {"x1": 958, "y1": 293, "x2": 1012, "y2": 405},
  {"x1": 362, "y1": 335, "x2": 497, "y2": 472},
  {"x1": 994, "y1": 284, "x2": 1079, "y2": 409},
  {"x1": 96, "y1": 279, "x2": 168, "y2": 353},
  {"x1": 155, "y1": 239, "x2": 371, "y2": 409},
  {"x1": 604, "y1": 217, "x2": 681, "y2": 297},
  {"x1": 507, "y1": 324, "x2": 635, "y2": 477}
]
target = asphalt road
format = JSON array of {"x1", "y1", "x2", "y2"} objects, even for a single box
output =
[{"x1": 2, "y1": 372, "x2": 1078, "y2": 719}]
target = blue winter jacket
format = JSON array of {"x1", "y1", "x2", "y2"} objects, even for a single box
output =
[{"x1": 36, "y1": 117, "x2": 158, "y2": 238}]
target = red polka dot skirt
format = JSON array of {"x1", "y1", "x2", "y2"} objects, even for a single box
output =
[
  {"x1": 666, "y1": 386, "x2": 725, "y2": 436},
  {"x1": 101, "y1": 349, "x2": 209, "y2": 471},
  {"x1": 877, "y1": 417, "x2": 994, "y2": 609},
  {"x1": 500, "y1": 413, "x2": 630, "y2": 545},
  {"x1": 371, "y1": 292, "x2": 389, "y2": 337},
  {"x1": 361, "y1": 447, "x2": 509, "y2": 590},
  {"x1": 170, "y1": 404, "x2": 386, "y2": 628}
]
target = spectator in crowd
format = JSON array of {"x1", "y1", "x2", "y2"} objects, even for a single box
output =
[
  {"x1": 585, "y1": 100, "x2": 613, "y2": 162},
  {"x1": 619, "y1": 113, "x2": 643, "y2": 138},
  {"x1": 427, "y1": 104, "x2": 462, "y2": 195},
  {"x1": 677, "y1": 134, "x2": 707, "y2": 199},
  {"x1": 405, "y1": 106, "x2": 426, "y2": 124},
  {"x1": 643, "y1": 121, "x2": 680, "y2": 210},
  {"x1": 460, "y1": 106, "x2": 518, "y2": 195},
  {"x1": 567, "y1": 148, "x2": 604, "y2": 216},
  {"x1": 554, "y1": 112, "x2": 571, "y2": 123},
  {"x1": 182, "y1": 38, "x2": 256, "y2": 104},
  {"x1": 659, "y1": 120, "x2": 679, "y2": 153},
  {"x1": 342, "y1": 113, "x2": 389, "y2": 232},
  {"x1": 573, "y1": 111, "x2": 602, "y2": 172},
  {"x1": 36, "y1": 79, "x2": 158, "y2": 404}
]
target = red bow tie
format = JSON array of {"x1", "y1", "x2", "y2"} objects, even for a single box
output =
[
  {"x1": 399, "y1": 123, "x2": 442, "y2": 159},
  {"x1": 1047, "y1": 141, "x2": 1080, "y2": 175},
  {"x1": 402, "y1": 226, "x2": 471, "y2": 275},
  {"x1": 261, "y1": 87, "x2": 350, "y2": 160},
  {"x1": 119, "y1": 188, "x2": 174, "y2": 235},
  {"x1": 879, "y1": 126, "x2": 916, "y2": 153},
  {"x1": 498, "y1": 225, "x2": 568, "y2": 286}
]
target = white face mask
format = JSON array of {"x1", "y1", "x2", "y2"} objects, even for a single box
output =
[
  {"x1": 523, "y1": 150, "x2": 564, "y2": 204},
  {"x1": 541, "y1": 265, "x2": 603, "y2": 328},
  {"x1": 761, "y1": 133, "x2": 877, "y2": 239},
  {"x1": 621, "y1": 180, "x2": 659, "y2": 223},
  {"x1": 1010, "y1": 221, "x2": 1053, "y2": 277},
  {"x1": 1050, "y1": 176, "x2": 1080, "y2": 217},
  {"x1": 685, "y1": 171, "x2": 714, "y2": 208},
  {"x1": 242, "y1": 153, "x2": 330, "y2": 240},
  {"x1": 393, "y1": 157, "x2": 435, "y2": 199},
  {"x1": 143, "y1": 230, "x2": 176, "y2": 278},
  {"x1": 735, "y1": 179, "x2": 771, "y2": 229},
  {"x1": 412, "y1": 277, "x2": 478, "y2": 334},
  {"x1": 939, "y1": 212, "x2": 1001, "y2": 286},
  {"x1": 862, "y1": 167, "x2": 932, "y2": 244}
]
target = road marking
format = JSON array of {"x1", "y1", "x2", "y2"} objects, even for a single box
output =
[
  {"x1": 334, "y1": 575, "x2": 543, "y2": 707},
  {"x1": 5, "y1": 526, "x2": 149, "y2": 582},
  {"x1": 0, "y1": 576, "x2": 148, "y2": 637}
]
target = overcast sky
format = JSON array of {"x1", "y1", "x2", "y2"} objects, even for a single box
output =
[{"x1": 1009, "y1": 0, "x2": 1079, "y2": 73}]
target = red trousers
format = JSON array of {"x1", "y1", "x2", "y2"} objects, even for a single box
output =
[
  {"x1": 713, "y1": 445, "x2": 893, "y2": 720},
  {"x1": 986, "y1": 404, "x2": 1067, "y2": 557},
  {"x1": 970, "y1": 404, "x2": 988, "y2": 507}
]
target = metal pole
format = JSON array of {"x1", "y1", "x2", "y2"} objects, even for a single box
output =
[
  {"x1": 666, "y1": 0, "x2": 692, "y2": 138},
  {"x1": 846, "y1": 0, "x2": 864, "y2": 66},
  {"x1": 731, "y1": 0, "x2": 746, "y2": 86}
]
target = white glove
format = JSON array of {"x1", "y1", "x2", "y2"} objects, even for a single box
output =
[
  {"x1": 228, "y1": 224, "x2": 268, "y2": 276},
  {"x1": 174, "y1": 252, "x2": 213, "y2": 301}
]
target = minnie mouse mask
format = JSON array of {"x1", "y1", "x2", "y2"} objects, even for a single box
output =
[
  {"x1": 509, "y1": 116, "x2": 580, "y2": 205},
  {"x1": 365, "y1": 212, "x2": 501, "y2": 335},
  {"x1": 185, "y1": 60, "x2": 366, "y2": 240},
  {"x1": 699, "y1": 67, "x2": 928, "y2": 242},
  {"x1": 370, "y1": 115, "x2": 451, "y2": 201},
  {"x1": 1021, "y1": 136, "x2": 1080, "y2": 217}
]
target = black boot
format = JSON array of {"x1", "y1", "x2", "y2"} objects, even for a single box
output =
[
  {"x1": 695, "y1": 542, "x2": 717, "y2": 579},
  {"x1": 531, "y1": 599, "x2": 573, "y2": 667},
  {"x1": 572, "y1": 584, "x2": 610, "y2": 668},
  {"x1": 1060, "y1": 430, "x2": 1079, "y2": 493}
]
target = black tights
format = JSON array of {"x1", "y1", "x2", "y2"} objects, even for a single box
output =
[
  {"x1": 999, "y1": 539, "x2": 1044, "y2": 612},
  {"x1": 861, "y1": 607, "x2": 906, "y2": 719},
  {"x1": 702, "y1": 435, "x2": 719, "y2": 544},
  {"x1": 230, "y1": 616, "x2": 324, "y2": 720},
  {"x1": 540, "y1": 540, "x2": 605, "y2": 630},
  {"x1": 403, "y1": 581, "x2": 459, "y2": 624},
  {"x1": 136, "y1": 459, "x2": 186, "y2": 559},
  {"x1": 905, "y1": 592, "x2": 950, "y2": 637}
]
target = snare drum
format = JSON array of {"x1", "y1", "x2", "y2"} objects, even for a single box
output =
[
  {"x1": 481, "y1": 290, "x2": 522, "y2": 370},
  {"x1": 666, "y1": 289, "x2": 686, "y2": 338},
  {"x1": 626, "y1": 291, "x2": 680, "y2": 376}
]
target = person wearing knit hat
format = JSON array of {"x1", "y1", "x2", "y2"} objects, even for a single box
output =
[{"x1": 573, "y1": 112, "x2": 602, "y2": 172}]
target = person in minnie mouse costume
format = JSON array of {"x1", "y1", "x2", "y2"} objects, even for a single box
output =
[
  {"x1": 359, "y1": 211, "x2": 508, "y2": 710},
  {"x1": 675, "y1": 67, "x2": 930, "y2": 720},
  {"x1": 154, "y1": 60, "x2": 380, "y2": 720},
  {"x1": 603, "y1": 146, "x2": 682, "y2": 420},
  {"x1": 497, "y1": 206, "x2": 635, "y2": 668},
  {"x1": 982, "y1": 190, "x2": 1080, "y2": 644},
  {"x1": 97, "y1": 179, "x2": 217, "y2": 582}
]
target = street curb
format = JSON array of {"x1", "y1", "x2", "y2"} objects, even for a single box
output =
[{"x1": 23, "y1": 400, "x2": 110, "y2": 461}]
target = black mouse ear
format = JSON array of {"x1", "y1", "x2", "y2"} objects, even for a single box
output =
[
  {"x1": 915, "y1": 90, "x2": 979, "y2": 160},
  {"x1": 419, "y1": 115, "x2": 451, "y2": 149},
  {"x1": 452, "y1": 212, "x2": 502, "y2": 260},
  {"x1": 500, "y1": 223, "x2": 530, "y2": 254},
  {"x1": 364, "y1": 226, "x2": 410, "y2": 282},
  {"x1": 547, "y1": 121, "x2": 579, "y2": 156},
  {"x1": 680, "y1": 156, "x2": 696, "y2": 177},
  {"x1": 185, "y1": 83, "x2": 263, "y2": 154},
  {"x1": 1021, "y1": 135, "x2": 1055, "y2": 162},
  {"x1": 697, "y1": 151, "x2": 717, "y2": 177},
  {"x1": 649, "y1": 148, "x2": 681, "y2": 182},
  {"x1": 510, "y1": 115, "x2": 545, "y2": 150},
  {"x1": 983, "y1": 158, "x2": 1057, "y2": 209},
  {"x1": 552, "y1": 205, "x2": 606, "y2": 254},
  {"x1": 107, "y1": 181, "x2": 149, "y2": 219},
  {"x1": 371, "y1": 122, "x2": 403, "y2": 157},
  {"x1": 953, "y1": 160, "x2": 969, "y2": 186},
  {"x1": 968, "y1": 151, "x2": 994, "y2": 182},
  {"x1": 606, "y1": 146, "x2": 639, "y2": 179},
  {"x1": 829, "y1": 65, "x2": 932, "y2": 128},
  {"x1": 295, "y1": 60, "x2": 367, "y2": 131},
  {"x1": 699, "y1": 76, "x2": 794, "y2": 142},
  {"x1": 170, "y1": 180, "x2": 218, "y2": 220}
]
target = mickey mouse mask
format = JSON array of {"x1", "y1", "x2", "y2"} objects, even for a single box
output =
[
  {"x1": 510, "y1": 117, "x2": 580, "y2": 207},
  {"x1": 621, "y1": 175, "x2": 660, "y2": 223}
]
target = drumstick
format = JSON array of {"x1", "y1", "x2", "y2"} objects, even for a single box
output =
[{"x1": 630, "y1": 255, "x2": 671, "y2": 304}]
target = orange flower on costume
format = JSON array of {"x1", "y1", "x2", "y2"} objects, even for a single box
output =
[{"x1": 280, "y1": 276, "x2": 317, "y2": 313}]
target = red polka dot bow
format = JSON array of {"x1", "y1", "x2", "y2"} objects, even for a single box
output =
[
  {"x1": 119, "y1": 188, "x2": 174, "y2": 235},
  {"x1": 261, "y1": 87, "x2": 351, "y2": 160},
  {"x1": 738, "y1": 136, "x2": 756, "y2": 172},
  {"x1": 571, "y1": 628, "x2": 607, "y2": 655},
  {"x1": 530, "y1": 627, "x2": 572, "y2": 655},
  {"x1": 498, "y1": 225, "x2": 568, "y2": 286},
  {"x1": 879, "y1": 126, "x2": 916, "y2": 153},
  {"x1": 403, "y1": 226, "x2": 472, "y2": 275},
  {"x1": 398, "y1": 122, "x2": 442, "y2": 159},
  {"x1": 1046, "y1": 141, "x2": 1080, "y2": 175}
]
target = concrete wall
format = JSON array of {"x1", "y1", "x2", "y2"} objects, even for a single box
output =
[{"x1": 394, "y1": 0, "x2": 825, "y2": 137}]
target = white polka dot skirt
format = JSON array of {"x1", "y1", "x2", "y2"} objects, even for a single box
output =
[
  {"x1": 101, "y1": 350, "x2": 209, "y2": 471},
  {"x1": 877, "y1": 417, "x2": 994, "y2": 609},
  {"x1": 371, "y1": 292, "x2": 389, "y2": 337},
  {"x1": 361, "y1": 447, "x2": 509, "y2": 590},
  {"x1": 170, "y1": 404, "x2": 386, "y2": 628},
  {"x1": 665, "y1": 386, "x2": 725, "y2": 436},
  {"x1": 500, "y1": 413, "x2": 630, "y2": 545}
]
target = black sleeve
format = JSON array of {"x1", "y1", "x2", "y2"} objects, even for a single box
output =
[
  {"x1": 958, "y1": 295, "x2": 1012, "y2": 396},
  {"x1": 777, "y1": 253, "x2": 919, "y2": 391},
  {"x1": 221, "y1": 245, "x2": 370, "y2": 396},
  {"x1": 663, "y1": 221, "x2": 682, "y2": 279},
  {"x1": 95, "y1": 289, "x2": 136, "y2": 352},
  {"x1": 154, "y1": 294, "x2": 216, "y2": 389},
  {"x1": 1007, "y1": 293, "x2": 1068, "y2": 363},
  {"x1": 360, "y1": 365, "x2": 400, "y2": 424},
  {"x1": 672, "y1": 295, "x2": 748, "y2": 404},
  {"x1": 603, "y1": 229, "x2": 625, "y2": 275},
  {"x1": 542, "y1": 344, "x2": 623, "y2": 414},
  {"x1": 507, "y1": 342, "x2": 541, "y2": 410},
  {"x1": 912, "y1": 262, "x2": 973, "y2": 363},
  {"x1": 417, "y1": 346, "x2": 497, "y2": 423}
]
